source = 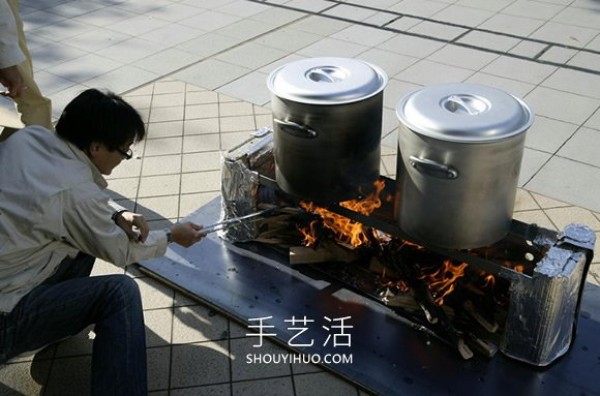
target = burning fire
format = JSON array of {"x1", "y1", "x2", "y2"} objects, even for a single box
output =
[
  {"x1": 418, "y1": 259, "x2": 468, "y2": 305},
  {"x1": 299, "y1": 180, "x2": 385, "y2": 248}
]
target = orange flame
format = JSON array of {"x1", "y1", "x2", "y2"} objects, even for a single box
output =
[
  {"x1": 299, "y1": 180, "x2": 385, "y2": 248},
  {"x1": 418, "y1": 259, "x2": 468, "y2": 305},
  {"x1": 482, "y1": 274, "x2": 496, "y2": 288}
]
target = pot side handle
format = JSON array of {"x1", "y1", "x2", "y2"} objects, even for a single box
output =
[
  {"x1": 274, "y1": 118, "x2": 318, "y2": 138},
  {"x1": 409, "y1": 155, "x2": 458, "y2": 179}
]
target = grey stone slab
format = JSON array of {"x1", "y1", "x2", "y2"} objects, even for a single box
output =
[
  {"x1": 172, "y1": 305, "x2": 229, "y2": 344},
  {"x1": 457, "y1": 31, "x2": 521, "y2": 52},
  {"x1": 0, "y1": 360, "x2": 50, "y2": 395},
  {"x1": 408, "y1": 21, "x2": 468, "y2": 41},
  {"x1": 518, "y1": 148, "x2": 551, "y2": 187},
  {"x1": 294, "y1": 371, "x2": 359, "y2": 396},
  {"x1": 253, "y1": 28, "x2": 321, "y2": 52},
  {"x1": 552, "y1": 6, "x2": 600, "y2": 29},
  {"x1": 215, "y1": 19, "x2": 280, "y2": 41},
  {"x1": 524, "y1": 116, "x2": 578, "y2": 154},
  {"x1": 297, "y1": 37, "x2": 370, "y2": 58},
  {"x1": 138, "y1": 174, "x2": 182, "y2": 198},
  {"x1": 508, "y1": 40, "x2": 548, "y2": 58},
  {"x1": 357, "y1": 48, "x2": 418, "y2": 78},
  {"x1": 362, "y1": 11, "x2": 401, "y2": 27},
  {"x1": 105, "y1": 14, "x2": 171, "y2": 36},
  {"x1": 230, "y1": 338, "x2": 292, "y2": 381},
  {"x1": 394, "y1": 59, "x2": 475, "y2": 86},
  {"x1": 465, "y1": 72, "x2": 536, "y2": 98},
  {"x1": 331, "y1": 24, "x2": 396, "y2": 47},
  {"x1": 502, "y1": 0, "x2": 564, "y2": 20},
  {"x1": 284, "y1": 0, "x2": 334, "y2": 13},
  {"x1": 215, "y1": 43, "x2": 288, "y2": 70},
  {"x1": 184, "y1": 118, "x2": 220, "y2": 136},
  {"x1": 181, "y1": 151, "x2": 222, "y2": 173},
  {"x1": 34, "y1": 70, "x2": 78, "y2": 96},
  {"x1": 147, "y1": 2, "x2": 206, "y2": 22},
  {"x1": 217, "y1": 71, "x2": 272, "y2": 106},
  {"x1": 585, "y1": 108, "x2": 600, "y2": 130},
  {"x1": 379, "y1": 34, "x2": 445, "y2": 58},
  {"x1": 525, "y1": 86, "x2": 599, "y2": 125},
  {"x1": 140, "y1": 24, "x2": 205, "y2": 47},
  {"x1": 181, "y1": 170, "x2": 221, "y2": 194},
  {"x1": 72, "y1": 7, "x2": 138, "y2": 28},
  {"x1": 96, "y1": 37, "x2": 167, "y2": 64},
  {"x1": 232, "y1": 377, "x2": 295, "y2": 396},
  {"x1": 147, "y1": 346, "x2": 171, "y2": 392},
  {"x1": 529, "y1": 22, "x2": 598, "y2": 47},
  {"x1": 288, "y1": 15, "x2": 352, "y2": 36},
  {"x1": 170, "y1": 341, "x2": 231, "y2": 388},
  {"x1": 144, "y1": 308, "x2": 174, "y2": 347},
  {"x1": 479, "y1": 14, "x2": 545, "y2": 36},
  {"x1": 323, "y1": 3, "x2": 379, "y2": 21},
  {"x1": 385, "y1": 15, "x2": 422, "y2": 31},
  {"x1": 382, "y1": 78, "x2": 421, "y2": 108},
  {"x1": 147, "y1": 121, "x2": 184, "y2": 139},
  {"x1": 427, "y1": 44, "x2": 499, "y2": 71},
  {"x1": 170, "y1": 384, "x2": 231, "y2": 396},
  {"x1": 481, "y1": 56, "x2": 557, "y2": 85},
  {"x1": 66, "y1": 27, "x2": 132, "y2": 52},
  {"x1": 250, "y1": 6, "x2": 306, "y2": 26},
  {"x1": 567, "y1": 51, "x2": 600, "y2": 73},
  {"x1": 172, "y1": 59, "x2": 252, "y2": 91},
  {"x1": 180, "y1": 11, "x2": 241, "y2": 33},
  {"x1": 525, "y1": 156, "x2": 600, "y2": 212},
  {"x1": 136, "y1": 276, "x2": 176, "y2": 310},
  {"x1": 389, "y1": 0, "x2": 449, "y2": 17},
  {"x1": 136, "y1": 195, "x2": 180, "y2": 221},
  {"x1": 182, "y1": 134, "x2": 221, "y2": 153},
  {"x1": 216, "y1": 0, "x2": 272, "y2": 18},
  {"x1": 431, "y1": 4, "x2": 494, "y2": 26},
  {"x1": 557, "y1": 127, "x2": 600, "y2": 167},
  {"x1": 539, "y1": 46, "x2": 579, "y2": 64},
  {"x1": 133, "y1": 48, "x2": 200, "y2": 76},
  {"x1": 45, "y1": 53, "x2": 123, "y2": 84}
]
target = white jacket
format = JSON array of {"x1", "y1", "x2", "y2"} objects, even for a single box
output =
[{"x1": 0, "y1": 0, "x2": 25, "y2": 68}]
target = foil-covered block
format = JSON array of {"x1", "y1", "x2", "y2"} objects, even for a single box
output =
[
  {"x1": 219, "y1": 127, "x2": 274, "y2": 242},
  {"x1": 501, "y1": 223, "x2": 595, "y2": 366}
]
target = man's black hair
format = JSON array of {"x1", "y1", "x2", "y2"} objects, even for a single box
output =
[{"x1": 55, "y1": 88, "x2": 145, "y2": 152}]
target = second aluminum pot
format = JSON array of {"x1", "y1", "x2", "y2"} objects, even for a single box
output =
[
  {"x1": 267, "y1": 57, "x2": 388, "y2": 203},
  {"x1": 395, "y1": 83, "x2": 534, "y2": 249}
]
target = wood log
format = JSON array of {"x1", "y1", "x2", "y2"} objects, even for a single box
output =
[
  {"x1": 289, "y1": 241, "x2": 359, "y2": 265},
  {"x1": 463, "y1": 300, "x2": 499, "y2": 333}
]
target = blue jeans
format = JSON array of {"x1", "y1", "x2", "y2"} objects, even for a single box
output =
[{"x1": 0, "y1": 252, "x2": 147, "y2": 395}]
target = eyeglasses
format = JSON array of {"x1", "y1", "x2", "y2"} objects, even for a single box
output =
[{"x1": 116, "y1": 148, "x2": 133, "y2": 160}]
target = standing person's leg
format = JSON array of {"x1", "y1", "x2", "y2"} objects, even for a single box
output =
[
  {"x1": 0, "y1": 254, "x2": 147, "y2": 395},
  {"x1": 6, "y1": 0, "x2": 53, "y2": 131}
]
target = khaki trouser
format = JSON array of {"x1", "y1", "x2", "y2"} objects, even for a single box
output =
[{"x1": 1, "y1": 0, "x2": 53, "y2": 139}]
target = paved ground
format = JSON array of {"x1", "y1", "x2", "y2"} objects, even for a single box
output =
[{"x1": 1, "y1": 0, "x2": 600, "y2": 395}]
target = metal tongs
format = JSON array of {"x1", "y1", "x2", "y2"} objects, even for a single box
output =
[{"x1": 202, "y1": 208, "x2": 276, "y2": 234}]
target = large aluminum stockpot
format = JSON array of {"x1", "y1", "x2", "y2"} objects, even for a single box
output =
[
  {"x1": 267, "y1": 57, "x2": 388, "y2": 203},
  {"x1": 395, "y1": 83, "x2": 534, "y2": 249}
]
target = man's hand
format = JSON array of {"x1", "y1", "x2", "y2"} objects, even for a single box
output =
[
  {"x1": 0, "y1": 65, "x2": 25, "y2": 98},
  {"x1": 169, "y1": 222, "x2": 206, "y2": 247},
  {"x1": 115, "y1": 211, "x2": 150, "y2": 242}
]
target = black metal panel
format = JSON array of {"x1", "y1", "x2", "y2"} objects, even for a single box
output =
[{"x1": 139, "y1": 197, "x2": 600, "y2": 396}]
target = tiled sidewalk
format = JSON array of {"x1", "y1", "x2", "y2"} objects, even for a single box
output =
[{"x1": 1, "y1": 78, "x2": 598, "y2": 395}]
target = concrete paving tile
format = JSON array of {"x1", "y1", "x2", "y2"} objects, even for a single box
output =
[
  {"x1": 385, "y1": 15, "x2": 422, "y2": 31},
  {"x1": 144, "y1": 137, "x2": 183, "y2": 157},
  {"x1": 172, "y1": 305, "x2": 229, "y2": 344},
  {"x1": 45, "y1": 53, "x2": 123, "y2": 84},
  {"x1": 588, "y1": 264, "x2": 600, "y2": 286},
  {"x1": 216, "y1": 43, "x2": 288, "y2": 70},
  {"x1": 513, "y1": 189, "x2": 540, "y2": 212},
  {"x1": 141, "y1": 154, "x2": 182, "y2": 177},
  {"x1": 432, "y1": 4, "x2": 494, "y2": 26},
  {"x1": 173, "y1": 59, "x2": 252, "y2": 91},
  {"x1": 557, "y1": 127, "x2": 600, "y2": 167},
  {"x1": 552, "y1": 5, "x2": 600, "y2": 29},
  {"x1": 525, "y1": 86, "x2": 599, "y2": 125},
  {"x1": 136, "y1": 195, "x2": 180, "y2": 221},
  {"x1": 138, "y1": 174, "x2": 182, "y2": 198},
  {"x1": 220, "y1": 115, "x2": 256, "y2": 133},
  {"x1": 186, "y1": 90, "x2": 219, "y2": 105},
  {"x1": 585, "y1": 108, "x2": 600, "y2": 130},
  {"x1": 179, "y1": 192, "x2": 220, "y2": 218},
  {"x1": 217, "y1": 0, "x2": 271, "y2": 18},
  {"x1": 502, "y1": 0, "x2": 563, "y2": 20},
  {"x1": 379, "y1": 34, "x2": 445, "y2": 59},
  {"x1": 457, "y1": 31, "x2": 521, "y2": 52},
  {"x1": 324, "y1": 3, "x2": 379, "y2": 21},
  {"x1": 539, "y1": 46, "x2": 579, "y2": 65},
  {"x1": 250, "y1": 5, "x2": 306, "y2": 25},
  {"x1": 154, "y1": 80, "x2": 187, "y2": 95},
  {"x1": 96, "y1": 37, "x2": 166, "y2": 64},
  {"x1": 45, "y1": 356, "x2": 91, "y2": 396},
  {"x1": 73, "y1": 7, "x2": 138, "y2": 28},
  {"x1": 255, "y1": 114, "x2": 272, "y2": 129},
  {"x1": 147, "y1": 346, "x2": 171, "y2": 392},
  {"x1": 105, "y1": 14, "x2": 170, "y2": 36},
  {"x1": 182, "y1": 134, "x2": 221, "y2": 153},
  {"x1": 362, "y1": 10, "x2": 402, "y2": 26},
  {"x1": 524, "y1": 116, "x2": 578, "y2": 154},
  {"x1": 394, "y1": 59, "x2": 475, "y2": 86},
  {"x1": 220, "y1": 102, "x2": 255, "y2": 117},
  {"x1": 253, "y1": 28, "x2": 320, "y2": 53},
  {"x1": 182, "y1": 152, "x2": 222, "y2": 173},
  {"x1": 389, "y1": 0, "x2": 448, "y2": 17},
  {"x1": 67, "y1": 27, "x2": 131, "y2": 53},
  {"x1": 170, "y1": 383, "x2": 231, "y2": 396},
  {"x1": 0, "y1": 360, "x2": 50, "y2": 395},
  {"x1": 525, "y1": 156, "x2": 600, "y2": 212},
  {"x1": 28, "y1": 18, "x2": 91, "y2": 42},
  {"x1": 294, "y1": 371, "x2": 359, "y2": 396},
  {"x1": 221, "y1": 131, "x2": 258, "y2": 150},
  {"x1": 184, "y1": 118, "x2": 221, "y2": 136},
  {"x1": 479, "y1": 14, "x2": 545, "y2": 36},
  {"x1": 508, "y1": 40, "x2": 548, "y2": 58},
  {"x1": 380, "y1": 155, "x2": 397, "y2": 178},
  {"x1": 33, "y1": 71, "x2": 79, "y2": 97},
  {"x1": 127, "y1": 84, "x2": 155, "y2": 96},
  {"x1": 185, "y1": 103, "x2": 220, "y2": 120},
  {"x1": 518, "y1": 148, "x2": 551, "y2": 187},
  {"x1": 288, "y1": 15, "x2": 351, "y2": 37},
  {"x1": 408, "y1": 21, "x2": 468, "y2": 41},
  {"x1": 542, "y1": 69, "x2": 600, "y2": 103},
  {"x1": 297, "y1": 37, "x2": 370, "y2": 59},
  {"x1": 464, "y1": 72, "x2": 535, "y2": 98},
  {"x1": 215, "y1": 18, "x2": 279, "y2": 41},
  {"x1": 567, "y1": 51, "x2": 600, "y2": 72},
  {"x1": 134, "y1": 48, "x2": 200, "y2": 76},
  {"x1": 144, "y1": 308, "x2": 173, "y2": 347},
  {"x1": 587, "y1": 34, "x2": 600, "y2": 51},
  {"x1": 481, "y1": 56, "x2": 557, "y2": 85},
  {"x1": 427, "y1": 45, "x2": 499, "y2": 71},
  {"x1": 530, "y1": 192, "x2": 571, "y2": 209},
  {"x1": 136, "y1": 276, "x2": 175, "y2": 310},
  {"x1": 179, "y1": 10, "x2": 240, "y2": 32},
  {"x1": 123, "y1": 94, "x2": 153, "y2": 110},
  {"x1": 512, "y1": 210, "x2": 557, "y2": 231},
  {"x1": 181, "y1": 170, "x2": 221, "y2": 194},
  {"x1": 84, "y1": 65, "x2": 159, "y2": 96},
  {"x1": 285, "y1": 0, "x2": 335, "y2": 13},
  {"x1": 170, "y1": 341, "x2": 231, "y2": 387},
  {"x1": 107, "y1": 157, "x2": 142, "y2": 179},
  {"x1": 230, "y1": 337, "x2": 292, "y2": 381},
  {"x1": 150, "y1": 106, "x2": 186, "y2": 124},
  {"x1": 218, "y1": 71, "x2": 272, "y2": 106},
  {"x1": 544, "y1": 206, "x2": 600, "y2": 231},
  {"x1": 357, "y1": 49, "x2": 417, "y2": 79},
  {"x1": 42, "y1": 1, "x2": 105, "y2": 18},
  {"x1": 530, "y1": 22, "x2": 598, "y2": 47},
  {"x1": 232, "y1": 377, "x2": 295, "y2": 396},
  {"x1": 140, "y1": 24, "x2": 205, "y2": 47}
]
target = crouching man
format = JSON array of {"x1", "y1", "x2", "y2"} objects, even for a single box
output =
[{"x1": 0, "y1": 88, "x2": 205, "y2": 395}]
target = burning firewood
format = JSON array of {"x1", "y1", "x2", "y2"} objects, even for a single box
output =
[{"x1": 289, "y1": 241, "x2": 360, "y2": 265}]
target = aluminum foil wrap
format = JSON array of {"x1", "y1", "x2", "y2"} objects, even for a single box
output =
[
  {"x1": 219, "y1": 128, "x2": 274, "y2": 242},
  {"x1": 501, "y1": 223, "x2": 595, "y2": 366}
]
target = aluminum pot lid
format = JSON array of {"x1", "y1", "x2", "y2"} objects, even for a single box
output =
[
  {"x1": 396, "y1": 83, "x2": 534, "y2": 143},
  {"x1": 267, "y1": 57, "x2": 388, "y2": 105}
]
